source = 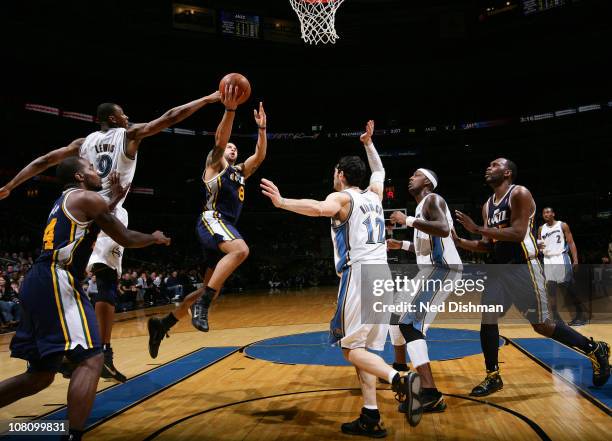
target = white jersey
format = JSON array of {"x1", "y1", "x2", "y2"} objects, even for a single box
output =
[
  {"x1": 331, "y1": 188, "x2": 387, "y2": 274},
  {"x1": 79, "y1": 128, "x2": 137, "y2": 211},
  {"x1": 413, "y1": 193, "x2": 462, "y2": 266},
  {"x1": 541, "y1": 221, "x2": 568, "y2": 257},
  {"x1": 80, "y1": 128, "x2": 137, "y2": 274}
]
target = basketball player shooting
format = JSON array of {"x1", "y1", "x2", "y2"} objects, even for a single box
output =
[
  {"x1": 453, "y1": 158, "x2": 610, "y2": 396},
  {"x1": 147, "y1": 83, "x2": 268, "y2": 357},
  {"x1": 260, "y1": 120, "x2": 423, "y2": 437},
  {"x1": 0, "y1": 90, "x2": 221, "y2": 382},
  {"x1": 0, "y1": 157, "x2": 170, "y2": 441}
]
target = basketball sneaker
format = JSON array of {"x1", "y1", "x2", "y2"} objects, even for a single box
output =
[
  {"x1": 148, "y1": 317, "x2": 170, "y2": 359},
  {"x1": 417, "y1": 389, "x2": 447, "y2": 413},
  {"x1": 470, "y1": 370, "x2": 503, "y2": 397},
  {"x1": 587, "y1": 339, "x2": 610, "y2": 387},
  {"x1": 568, "y1": 318, "x2": 587, "y2": 327},
  {"x1": 190, "y1": 300, "x2": 209, "y2": 332},
  {"x1": 391, "y1": 371, "x2": 422, "y2": 427},
  {"x1": 341, "y1": 411, "x2": 387, "y2": 438},
  {"x1": 101, "y1": 347, "x2": 127, "y2": 383}
]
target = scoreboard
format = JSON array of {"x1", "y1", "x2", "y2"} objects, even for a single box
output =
[
  {"x1": 522, "y1": 0, "x2": 579, "y2": 15},
  {"x1": 220, "y1": 11, "x2": 260, "y2": 39}
]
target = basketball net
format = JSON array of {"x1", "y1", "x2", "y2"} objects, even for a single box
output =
[{"x1": 289, "y1": 0, "x2": 345, "y2": 45}]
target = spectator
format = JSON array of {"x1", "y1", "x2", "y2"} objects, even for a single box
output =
[
  {"x1": 117, "y1": 272, "x2": 138, "y2": 311},
  {"x1": 165, "y1": 270, "x2": 183, "y2": 301},
  {"x1": 0, "y1": 277, "x2": 20, "y2": 327}
]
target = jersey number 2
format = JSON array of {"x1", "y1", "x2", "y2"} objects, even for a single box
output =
[
  {"x1": 362, "y1": 216, "x2": 385, "y2": 244},
  {"x1": 43, "y1": 218, "x2": 57, "y2": 250}
]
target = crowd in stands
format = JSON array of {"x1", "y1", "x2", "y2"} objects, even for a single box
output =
[{"x1": 1, "y1": 220, "x2": 610, "y2": 334}]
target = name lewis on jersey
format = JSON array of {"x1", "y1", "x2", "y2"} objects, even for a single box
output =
[{"x1": 95, "y1": 143, "x2": 115, "y2": 154}]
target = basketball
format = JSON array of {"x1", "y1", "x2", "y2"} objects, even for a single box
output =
[{"x1": 219, "y1": 73, "x2": 251, "y2": 105}]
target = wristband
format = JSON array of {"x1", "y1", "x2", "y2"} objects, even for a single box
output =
[
  {"x1": 225, "y1": 108, "x2": 236, "y2": 112},
  {"x1": 401, "y1": 241, "x2": 412, "y2": 251},
  {"x1": 258, "y1": 126, "x2": 266, "y2": 129},
  {"x1": 406, "y1": 216, "x2": 416, "y2": 228}
]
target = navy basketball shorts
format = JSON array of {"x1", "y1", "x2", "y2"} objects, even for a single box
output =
[
  {"x1": 196, "y1": 211, "x2": 243, "y2": 269},
  {"x1": 10, "y1": 262, "x2": 101, "y2": 372},
  {"x1": 482, "y1": 259, "x2": 549, "y2": 324}
]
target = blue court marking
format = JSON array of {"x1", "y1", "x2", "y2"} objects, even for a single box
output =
[
  {"x1": 245, "y1": 328, "x2": 503, "y2": 366},
  {"x1": 1, "y1": 346, "x2": 238, "y2": 441},
  {"x1": 514, "y1": 338, "x2": 612, "y2": 411}
]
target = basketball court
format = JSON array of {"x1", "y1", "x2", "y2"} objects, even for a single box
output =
[{"x1": 1, "y1": 289, "x2": 610, "y2": 440}]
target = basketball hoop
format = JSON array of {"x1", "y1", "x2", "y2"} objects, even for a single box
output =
[{"x1": 289, "y1": 0, "x2": 346, "y2": 45}]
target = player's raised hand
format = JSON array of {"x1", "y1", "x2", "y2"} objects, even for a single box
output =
[
  {"x1": 0, "y1": 186, "x2": 10, "y2": 201},
  {"x1": 359, "y1": 120, "x2": 375, "y2": 145},
  {"x1": 260, "y1": 178, "x2": 283, "y2": 208},
  {"x1": 386, "y1": 239, "x2": 402, "y2": 250},
  {"x1": 152, "y1": 231, "x2": 171, "y2": 246},
  {"x1": 455, "y1": 210, "x2": 479, "y2": 234},
  {"x1": 390, "y1": 210, "x2": 407, "y2": 226},
  {"x1": 220, "y1": 83, "x2": 246, "y2": 110},
  {"x1": 254, "y1": 102, "x2": 266, "y2": 129}
]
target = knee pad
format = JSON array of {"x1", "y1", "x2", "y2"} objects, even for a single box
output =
[
  {"x1": 92, "y1": 264, "x2": 118, "y2": 306},
  {"x1": 399, "y1": 323, "x2": 425, "y2": 344}
]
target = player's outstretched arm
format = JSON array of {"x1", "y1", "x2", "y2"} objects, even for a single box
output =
[
  {"x1": 453, "y1": 204, "x2": 493, "y2": 253},
  {"x1": 456, "y1": 187, "x2": 532, "y2": 243},
  {"x1": 562, "y1": 222, "x2": 579, "y2": 265},
  {"x1": 125, "y1": 90, "x2": 221, "y2": 154},
  {"x1": 78, "y1": 192, "x2": 171, "y2": 248},
  {"x1": 238, "y1": 102, "x2": 267, "y2": 179},
  {"x1": 207, "y1": 85, "x2": 245, "y2": 170},
  {"x1": 0, "y1": 138, "x2": 83, "y2": 200},
  {"x1": 360, "y1": 120, "x2": 385, "y2": 200},
  {"x1": 260, "y1": 178, "x2": 348, "y2": 217}
]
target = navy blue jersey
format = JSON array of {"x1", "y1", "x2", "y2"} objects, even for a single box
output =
[
  {"x1": 486, "y1": 185, "x2": 538, "y2": 264},
  {"x1": 202, "y1": 164, "x2": 245, "y2": 224},
  {"x1": 35, "y1": 189, "x2": 101, "y2": 278}
]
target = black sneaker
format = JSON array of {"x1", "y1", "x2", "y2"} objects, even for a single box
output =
[
  {"x1": 391, "y1": 371, "x2": 422, "y2": 427},
  {"x1": 470, "y1": 370, "x2": 503, "y2": 397},
  {"x1": 587, "y1": 339, "x2": 610, "y2": 387},
  {"x1": 148, "y1": 318, "x2": 169, "y2": 359},
  {"x1": 410, "y1": 389, "x2": 447, "y2": 413},
  {"x1": 340, "y1": 413, "x2": 387, "y2": 438},
  {"x1": 379, "y1": 363, "x2": 409, "y2": 384},
  {"x1": 101, "y1": 348, "x2": 127, "y2": 383},
  {"x1": 568, "y1": 318, "x2": 587, "y2": 327},
  {"x1": 191, "y1": 299, "x2": 209, "y2": 332}
]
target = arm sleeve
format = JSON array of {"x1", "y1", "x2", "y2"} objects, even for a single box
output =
[{"x1": 364, "y1": 141, "x2": 385, "y2": 185}]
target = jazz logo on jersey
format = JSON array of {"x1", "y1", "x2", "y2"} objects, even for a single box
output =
[
  {"x1": 229, "y1": 172, "x2": 245, "y2": 185},
  {"x1": 489, "y1": 208, "x2": 507, "y2": 225}
]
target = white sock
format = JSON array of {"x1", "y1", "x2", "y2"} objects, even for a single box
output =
[
  {"x1": 406, "y1": 339, "x2": 430, "y2": 368},
  {"x1": 363, "y1": 404, "x2": 378, "y2": 410},
  {"x1": 387, "y1": 369, "x2": 399, "y2": 384}
]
